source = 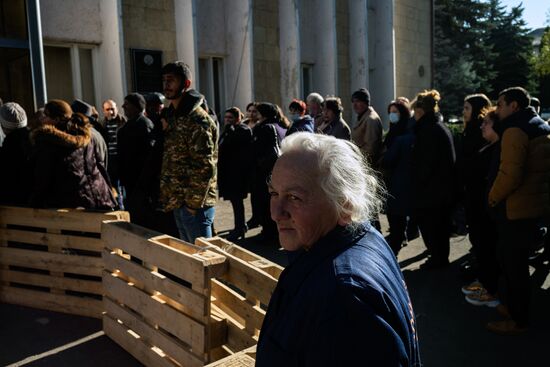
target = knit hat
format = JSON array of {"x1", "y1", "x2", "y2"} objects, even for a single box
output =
[
  {"x1": 0, "y1": 102, "x2": 28, "y2": 131},
  {"x1": 352, "y1": 88, "x2": 371, "y2": 104}
]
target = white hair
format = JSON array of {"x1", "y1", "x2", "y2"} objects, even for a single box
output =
[
  {"x1": 306, "y1": 92, "x2": 324, "y2": 105},
  {"x1": 280, "y1": 132, "x2": 384, "y2": 224}
]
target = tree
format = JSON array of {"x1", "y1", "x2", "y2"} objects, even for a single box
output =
[
  {"x1": 485, "y1": 0, "x2": 537, "y2": 98},
  {"x1": 534, "y1": 27, "x2": 550, "y2": 106},
  {"x1": 434, "y1": 0, "x2": 496, "y2": 118}
]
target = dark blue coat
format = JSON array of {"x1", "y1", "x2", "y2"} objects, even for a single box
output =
[
  {"x1": 382, "y1": 133, "x2": 415, "y2": 216},
  {"x1": 286, "y1": 115, "x2": 315, "y2": 136},
  {"x1": 256, "y1": 223, "x2": 421, "y2": 367}
]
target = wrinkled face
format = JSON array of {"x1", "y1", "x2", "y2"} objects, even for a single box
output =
[
  {"x1": 496, "y1": 95, "x2": 517, "y2": 121},
  {"x1": 352, "y1": 98, "x2": 368, "y2": 115},
  {"x1": 463, "y1": 101, "x2": 472, "y2": 123},
  {"x1": 307, "y1": 101, "x2": 320, "y2": 116},
  {"x1": 224, "y1": 112, "x2": 238, "y2": 125},
  {"x1": 103, "y1": 101, "x2": 118, "y2": 120},
  {"x1": 481, "y1": 115, "x2": 499, "y2": 143},
  {"x1": 162, "y1": 73, "x2": 182, "y2": 99},
  {"x1": 247, "y1": 106, "x2": 259, "y2": 122},
  {"x1": 269, "y1": 153, "x2": 339, "y2": 251}
]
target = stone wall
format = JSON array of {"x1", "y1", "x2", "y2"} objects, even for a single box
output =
[
  {"x1": 336, "y1": 4, "x2": 352, "y2": 123},
  {"x1": 41, "y1": 0, "x2": 101, "y2": 43},
  {"x1": 394, "y1": 0, "x2": 432, "y2": 100},
  {"x1": 252, "y1": 0, "x2": 281, "y2": 105},
  {"x1": 121, "y1": 0, "x2": 177, "y2": 93}
]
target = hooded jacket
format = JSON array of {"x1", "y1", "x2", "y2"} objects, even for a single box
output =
[
  {"x1": 29, "y1": 119, "x2": 116, "y2": 210},
  {"x1": 159, "y1": 90, "x2": 218, "y2": 211},
  {"x1": 488, "y1": 107, "x2": 550, "y2": 220}
]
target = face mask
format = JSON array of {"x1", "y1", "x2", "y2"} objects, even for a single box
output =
[{"x1": 389, "y1": 112, "x2": 400, "y2": 124}]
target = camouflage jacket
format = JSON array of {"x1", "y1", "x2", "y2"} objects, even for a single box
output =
[{"x1": 159, "y1": 90, "x2": 218, "y2": 211}]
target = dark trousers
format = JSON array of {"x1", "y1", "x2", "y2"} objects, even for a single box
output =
[
  {"x1": 416, "y1": 207, "x2": 451, "y2": 264},
  {"x1": 229, "y1": 198, "x2": 246, "y2": 231},
  {"x1": 466, "y1": 205, "x2": 499, "y2": 294},
  {"x1": 387, "y1": 214, "x2": 407, "y2": 255},
  {"x1": 495, "y1": 218, "x2": 537, "y2": 327},
  {"x1": 251, "y1": 176, "x2": 277, "y2": 237}
]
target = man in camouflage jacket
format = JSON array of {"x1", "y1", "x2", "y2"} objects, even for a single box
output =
[{"x1": 160, "y1": 61, "x2": 218, "y2": 243}]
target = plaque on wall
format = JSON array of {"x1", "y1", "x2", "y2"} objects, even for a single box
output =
[{"x1": 131, "y1": 49, "x2": 163, "y2": 93}]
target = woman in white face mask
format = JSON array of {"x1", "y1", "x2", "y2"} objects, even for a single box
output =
[{"x1": 380, "y1": 98, "x2": 415, "y2": 255}]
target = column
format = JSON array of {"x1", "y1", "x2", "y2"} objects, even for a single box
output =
[
  {"x1": 98, "y1": 0, "x2": 125, "y2": 104},
  {"x1": 27, "y1": 0, "x2": 47, "y2": 108},
  {"x1": 348, "y1": 0, "x2": 369, "y2": 93},
  {"x1": 313, "y1": 0, "x2": 337, "y2": 96},
  {"x1": 174, "y1": 0, "x2": 198, "y2": 85},
  {"x1": 225, "y1": 0, "x2": 254, "y2": 108},
  {"x1": 279, "y1": 0, "x2": 301, "y2": 106},
  {"x1": 370, "y1": 0, "x2": 395, "y2": 127}
]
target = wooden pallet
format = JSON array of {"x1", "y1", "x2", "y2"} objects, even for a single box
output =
[
  {"x1": 102, "y1": 221, "x2": 228, "y2": 366},
  {"x1": 196, "y1": 237, "x2": 282, "y2": 358},
  {"x1": 0, "y1": 206, "x2": 129, "y2": 318}
]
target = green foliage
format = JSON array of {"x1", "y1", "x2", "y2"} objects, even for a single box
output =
[
  {"x1": 434, "y1": 0, "x2": 536, "y2": 115},
  {"x1": 534, "y1": 28, "x2": 550, "y2": 76}
]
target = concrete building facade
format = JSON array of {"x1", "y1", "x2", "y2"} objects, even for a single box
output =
[{"x1": 1, "y1": 0, "x2": 432, "y2": 124}]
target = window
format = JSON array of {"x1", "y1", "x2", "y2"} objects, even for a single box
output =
[
  {"x1": 301, "y1": 64, "x2": 313, "y2": 100},
  {"x1": 44, "y1": 44, "x2": 98, "y2": 107},
  {"x1": 198, "y1": 57, "x2": 225, "y2": 117}
]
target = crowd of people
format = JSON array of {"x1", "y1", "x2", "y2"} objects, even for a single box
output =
[{"x1": 1, "y1": 60, "x2": 550, "y2": 339}]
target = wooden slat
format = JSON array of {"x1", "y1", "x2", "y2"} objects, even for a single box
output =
[
  {"x1": 103, "y1": 271, "x2": 207, "y2": 354},
  {"x1": 0, "y1": 247, "x2": 103, "y2": 276},
  {"x1": 0, "y1": 206, "x2": 129, "y2": 233},
  {"x1": 213, "y1": 254, "x2": 277, "y2": 307},
  {"x1": 103, "y1": 249, "x2": 208, "y2": 321},
  {"x1": 211, "y1": 279, "x2": 264, "y2": 332},
  {"x1": 104, "y1": 297, "x2": 205, "y2": 367},
  {"x1": 0, "y1": 228, "x2": 103, "y2": 252},
  {"x1": 205, "y1": 351, "x2": 255, "y2": 367},
  {"x1": 0, "y1": 269, "x2": 102, "y2": 294},
  {"x1": 102, "y1": 221, "x2": 226, "y2": 293},
  {"x1": 211, "y1": 304, "x2": 257, "y2": 353},
  {"x1": 0, "y1": 286, "x2": 102, "y2": 318},
  {"x1": 197, "y1": 237, "x2": 283, "y2": 280},
  {"x1": 103, "y1": 315, "x2": 179, "y2": 367}
]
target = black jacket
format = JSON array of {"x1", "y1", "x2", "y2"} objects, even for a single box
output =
[
  {"x1": 29, "y1": 122, "x2": 116, "y2": 209},
  {"x1": 411, "y1": 112, "x2": 456, "y2": 209},
  {"x1": 252, "y1": 119, "x2": 280, "y2": 177},
  {"x1": 218, "y1": 123, "x2": 253, "y2": 199},
  {"x1": 0, "y1": 128, "x2": 32, "y2": 206},
  {"x1": 117, "y1": 113, "x2": 155, "y2": 195}
]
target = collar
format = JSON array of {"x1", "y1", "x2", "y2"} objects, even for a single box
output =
[{"x1": 279, "y1": 223, "x2": 370, "y2": 297}]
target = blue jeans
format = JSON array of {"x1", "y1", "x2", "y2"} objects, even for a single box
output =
[{"x1": 173, "y1": 206, "x2": 215, "y2": 243}]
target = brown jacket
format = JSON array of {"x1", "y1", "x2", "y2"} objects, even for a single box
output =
[
  {"x1": 488, "y1": 108, "x2": 550, "y2": 220},
  {"x1": 351, "y1": 107, "x2": 383, "y2": 165}
]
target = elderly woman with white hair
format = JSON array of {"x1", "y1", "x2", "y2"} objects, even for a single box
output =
[
  {"x1": 256, "y1": 132, "x2": 421, "y2": 367},
  {"x1": 306, "y1": 92, "x2": 325, "y2": 128}
]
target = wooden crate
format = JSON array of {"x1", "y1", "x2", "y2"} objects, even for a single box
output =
[
  {"x1": 195, "y1": 237, "x2": 282, "y2": 359},
  {"x1": 102, "y1": 221, "x2": 228, "y2": 367},
  {"x1": 0, "y1": 206, "x2": 129, "y2": 318}
]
